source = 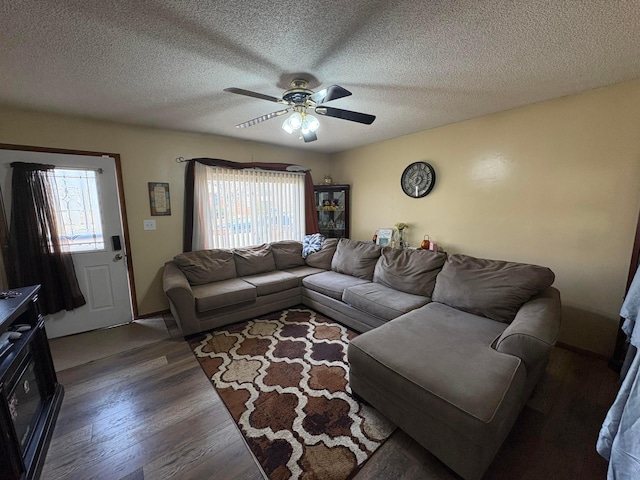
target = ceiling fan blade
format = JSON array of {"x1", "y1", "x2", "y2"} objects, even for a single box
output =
[
  {"x1": 309, "y1": 85, "x2": 352, "y2": 104},
  {"x1": 224, "y1": 87, "x2": 283, "y2": 103},
  {"x1": 315, "y1": 106, "x2": 376, "y2": 125},
  {"x1": 235, "y1": 109, "x2": 289, "y2": 128},
  {"x1": 302, "y1": 131, "x2": 318, "y2": 143}
]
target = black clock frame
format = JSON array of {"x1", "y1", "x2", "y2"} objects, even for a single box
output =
[{"x1": 401, "y1": 161, "x2": 436, "y2": 198}]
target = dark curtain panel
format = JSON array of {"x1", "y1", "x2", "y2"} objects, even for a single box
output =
[
  {"x1": 303, "y1": 171, "x2": 318, "y2": 235},
  {"x1": 182, "y1": 158, "x2": 319, "y2": 252},
  {"x1": 7, "y1": 162, "x2": 86, "y2": 315}
]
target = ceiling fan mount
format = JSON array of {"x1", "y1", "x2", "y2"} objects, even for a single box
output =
[
  {"x1": 224, "y1": 78, "x2": 375, "y2": 143},
  {"x1": 281, "y1": 79, "x2": 314, "y2": 105}
]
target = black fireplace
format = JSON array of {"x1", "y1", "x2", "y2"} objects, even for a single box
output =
[
  {"x1": 7, "y1": 350, "x2": 45, "y2": 453},
  {"x1": 0, "y1": 286, "x2": 63, "y2": 480}
]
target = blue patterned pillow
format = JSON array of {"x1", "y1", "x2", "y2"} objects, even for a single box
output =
[{"x1": 302, "y1": 233, "x2": 325, "y2": 258}]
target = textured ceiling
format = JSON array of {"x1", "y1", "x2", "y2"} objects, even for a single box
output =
[{"x1": 1, "y1": 1, "x2": 639, "y2": 153}]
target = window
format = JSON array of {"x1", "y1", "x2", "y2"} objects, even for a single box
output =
[
  {"x1": 193, "y1": 163, "x2": 305, "y2": 249},
  {"x1": 50, "y1": 168, "x2": 104, "y2": 252}
]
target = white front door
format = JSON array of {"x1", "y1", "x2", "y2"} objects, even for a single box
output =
[{"x1": 0, "y1": 149, "x2": 132, "y2": 338}]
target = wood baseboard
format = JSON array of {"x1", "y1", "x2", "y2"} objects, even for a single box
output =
[
  {"x1": 136, "y1": 308, "x2": 171, "y2": 319},
  {"x1": 556, "y1": 341, "x2": 610, "y2": 362}
]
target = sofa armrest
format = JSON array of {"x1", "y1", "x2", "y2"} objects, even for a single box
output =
[
  {"x1": 162, "y1": 261, "x2": 197, "y2": 335},
  {"x1": 494, "y1": 287, "x2": 561, "y2": 375}
]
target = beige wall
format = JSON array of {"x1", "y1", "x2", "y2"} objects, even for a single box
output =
[
  {"x1": 0, "y1": 106, "x2": 330, "y2": 316},
  {"x1": 2, "y1": 79, "x2": 638, "y2": 356},
  {"x1": 330, "y1": 79, "x2": 640, "y2": 357}
]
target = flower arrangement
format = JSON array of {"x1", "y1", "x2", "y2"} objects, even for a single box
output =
[{"x1": 393, "y1": 222, "x2": 409, "y2": 248}]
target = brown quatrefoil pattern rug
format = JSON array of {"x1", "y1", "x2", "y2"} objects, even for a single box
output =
[{"x1": 188, "y1": 308, "x2": 395, "y2": 480}]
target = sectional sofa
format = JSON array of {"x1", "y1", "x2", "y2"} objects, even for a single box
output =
[{"x1": 162, "y1": 238, "x2": 561, "y2": 480}]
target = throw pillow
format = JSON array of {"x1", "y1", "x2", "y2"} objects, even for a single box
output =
[
  {"x1": 331, "y1": 239, "x2": 382, "y2": 280},
  {"x1": 174, "y1": 249, "x2": 237, "y2": 285},
  {"x1": 270, "y1": 240, "x2": 305, "y2": 269},
  {"x1": 373, "y1": 248, "x2": 446, "y2": 297},
  {"x1": 305, "y1": 238, "x2": 339, "y2": 270},
  {"x1": 302, "y1": 233, "x2": 325, "y2": 258},
  {"x1": 432, "y1": 254, "x2": 555, "y2": 323},
  {"x1": 233, "y1": 244, "x2": 276, "y2": 277}
]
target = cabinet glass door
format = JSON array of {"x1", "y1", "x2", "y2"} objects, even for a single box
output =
[{"x1": 315, "y1": 186, "x2": 349, "y2": 239}]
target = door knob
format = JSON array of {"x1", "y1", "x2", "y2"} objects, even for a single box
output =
[{"x1": 114, "y1": 253, "x2": 124, "y2": 260}]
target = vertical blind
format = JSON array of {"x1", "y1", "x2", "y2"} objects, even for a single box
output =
[{"x1": 193, "y1": 162, "x2": 306, "y2": 250}]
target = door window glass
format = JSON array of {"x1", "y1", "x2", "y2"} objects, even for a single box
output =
[{"x1": 50, "y1": 169, "x2": 104, "y2": 252}]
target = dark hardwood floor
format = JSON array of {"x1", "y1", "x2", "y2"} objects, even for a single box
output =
[{"x1": 42, "y1": 333, "x2": 618, "y2": 479}]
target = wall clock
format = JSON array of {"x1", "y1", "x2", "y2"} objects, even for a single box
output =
[{"x1": 401, "y1": 161, "x2": 436, "y2": 198}]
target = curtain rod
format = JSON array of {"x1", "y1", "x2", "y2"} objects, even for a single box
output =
[
  {"x1": 5, "y1": 163, "x2": 104, "y2": 174},
  {"x1": 174, "y1": 157, "x2": 310, "y2": 172}
]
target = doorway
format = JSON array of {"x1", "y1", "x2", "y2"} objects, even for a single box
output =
[{"x1": 0, "y1": 144, "x2": 136, "y2": 338}]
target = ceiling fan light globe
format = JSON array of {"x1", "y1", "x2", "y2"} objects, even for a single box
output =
[
  {"x1": 289, "y1": 112, "x2": 303, "y2": 130},
  {"x1": 306, "y1": 115, "x2": 320, "y2": 132},
  {"x1": 282, "y1": 119, "x2": 294, "y2": 134}
]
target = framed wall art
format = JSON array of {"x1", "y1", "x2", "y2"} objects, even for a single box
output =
[
  {"x1": 376, "y1": 228, "x2": 393, "y2": 247},
  {"x1": 148, "y1": 182, "x2": 171, "y2": 216}
]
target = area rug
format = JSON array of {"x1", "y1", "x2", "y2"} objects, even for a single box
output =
[{"x1": 188, "y1": 308, "x2": 395, "y2": 480}]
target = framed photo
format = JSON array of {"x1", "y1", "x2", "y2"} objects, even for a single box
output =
[
  {"x1": 148, "y1": 182, "x2": 171, "y2": 216},
  {"x1": 376, "y1": 228, "x2": 393, "y2": 247}
]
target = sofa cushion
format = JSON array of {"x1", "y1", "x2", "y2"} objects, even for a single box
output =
[
  {"x1": 283, "y1": 265, "x2": 326, "y2": 282},
  {"x1": 302, "y1": 233, "x2": 325, "y2": 257},
  {"x1": 342, "y1": 282, "x2": 430, "y2": 321},
  {"x1": 242, "y1": 271, "x2": 300, "y2": 296},
  {"x1": 373, "y1": 248, "x2": 446, "y2": 297},
  {"x1": 302, "y1": 271, "x2": 370, "y2": 301},
  {"x1": 270, "y1": 241, "x2": 305, "y2": 270},
  {"x1": 192, "y1": 278, "x2": 256, "y2": 312},
  {"x1": 432, "y1": 254, "x2": 555, "y2": 323},
  {"x1": 233, "y1": 244, "x2": 276, "y2": 277},
  {"x1": 173, "y1": 249, "x2": 236, "y2": 286},
  {"x1": 305, "y1": 238, "x2": 338, "y2": 270},
  {"x1": 331, "y1": 239, "x2": 381, "y2": 280}
]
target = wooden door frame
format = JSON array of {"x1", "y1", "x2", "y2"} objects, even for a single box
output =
[{"x1": 0, "y1": 143, "x2": 138, "y2": 319}]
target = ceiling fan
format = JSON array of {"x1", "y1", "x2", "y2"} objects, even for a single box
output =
[{"x1": 224, "y1": 79, "x2": 376, "y2": 143}]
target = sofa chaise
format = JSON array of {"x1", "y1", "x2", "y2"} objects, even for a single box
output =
[{"x1": 162, "y1": 238, "x2": 561, "y2": 480}]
